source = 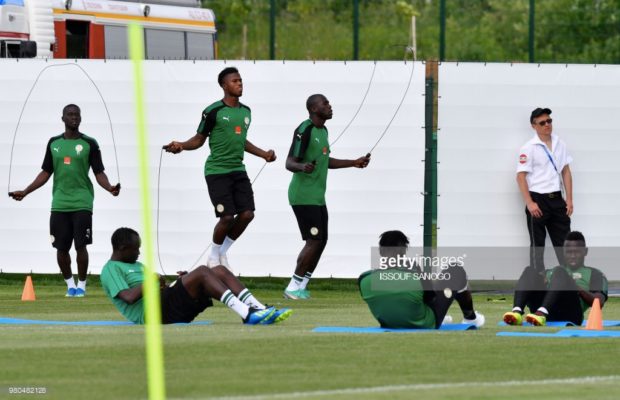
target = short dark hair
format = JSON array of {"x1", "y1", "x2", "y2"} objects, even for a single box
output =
[
  {"x1": 63, "y1": 104, "x2": 80, "y2": 115},
  {"x1": 306, "y1": 94, "x2": 325, "y2": 112},
  {"x1": 218, "y1": 67, "x2": 239, "y2": 86},
  {"x1": 565, "y1": 231, "x2": 586, "y2": 245},
  {"x1": 111, "y1": 227, "x2": 139, "y2": 250},
  {"x1": 530, "y1": 107, "x2": 552, "y2": 124},
  {"x1": 379, "y1": 230, "x2": 410, "y2": 248}
]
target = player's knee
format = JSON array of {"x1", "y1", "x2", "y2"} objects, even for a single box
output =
[
  {"x1": 219, "y1": 214, "x2": 235, "y2": 225},
  {"x1": 238, "y1": 210, "x2": 254, "y2": 223}
]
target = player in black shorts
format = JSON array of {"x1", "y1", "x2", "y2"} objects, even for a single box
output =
[
  {"x1": 164, "y1": 67, "x2": 276, "y2": 271},
  {"x1": 284, "y1": 94, "x2": 370, "y2": 299},
  {"x1": 101, "y1": 227, "x2": 292, "y2": 325},
  {"x1": 10, "y1": 104, "x2": 120, "y2": 297}
]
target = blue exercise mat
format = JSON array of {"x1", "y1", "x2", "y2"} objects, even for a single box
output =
[
  {"x1": 0, "y1": 317, "x2": 211, "y2": 326},
  {"x1": 313, "y1": 323, "x2": 476, "y2": 333},
  {"x1": 497, "y1": 320, "x2": 620, "y2": 327},
  {"x1": 497, "y1": 329, "x2": 620, "y2": 338}
]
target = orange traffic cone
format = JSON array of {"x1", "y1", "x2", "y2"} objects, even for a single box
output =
[
  {"x1": 21, "y1": 275, "x2": 36, "y2": 301},
  {"x1": 585, "y1": 298, "x2": 603, "y2": 330}
]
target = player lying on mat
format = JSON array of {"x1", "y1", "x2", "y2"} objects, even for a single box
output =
[
  {"x1": 101, "y1": 227, "x2": 292, "y2": 325},
  {"x1": 358, "y1": 230, "x2": 485, "y2": 329},
  {"x1": 503, "y1": 231, "x2": 608, "y2": 327}
]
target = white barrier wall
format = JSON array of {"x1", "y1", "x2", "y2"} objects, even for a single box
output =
[
  {"x1": 437, "y1": 62, "x2": 620, "y2": 278},
  {"x1": 0, "y1": 59, "x2": 425, "y2": 277}
]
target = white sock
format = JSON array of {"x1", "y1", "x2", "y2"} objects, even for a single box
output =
[
  {"x1": 65, "y1": 277, "x2": 76, "y2": 289},
  {"x1": 77, "y1": 280, "x2": 87, "y2": 290},
  {"x1": 220, "y1": 236, "x2": 235, "y2": 255},
  {"x1": 512, "y1": 307, "x2": 523, "y2": 314},
  {"x1": 299, "y1": 271, "x2": 312, "y2": 290},
  {"x1": 238, "y1": 288, "x2": 265, "y2": 309},
  {"x1": 209, "y1": 243, "x2": 222, "y2": 264},
  {"x1": 220, "y1": 289, "x2": 249, "y2": 319},
  {"x1": 286, "y1": 274, "x2": 303, "y2": 291},
  {"x1": 536, "y1": 307, "x2": 549, "y2": 316}
]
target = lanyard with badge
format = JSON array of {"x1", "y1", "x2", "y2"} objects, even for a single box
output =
[{"x1": 539, "y1": 144, "x2": 565, "y2": 198}]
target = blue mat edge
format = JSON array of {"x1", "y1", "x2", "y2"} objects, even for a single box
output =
[{"x1": 497, "y1": 329, "x2": 620, "y2": 338}]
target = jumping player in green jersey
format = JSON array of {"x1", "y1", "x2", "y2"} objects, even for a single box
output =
[
  {"x1": 358, "y1": 230, "x2": 485, "y2": 329},
  {"x1": 503, "y1": 231, "x2": 608, "y2": 326},
  {"x1": 101, "y1": 227, "x2": 292, "y2": 325},
  {"x1": 164, "y1": 67, "x2": 276, "y2": 271},
  {"x1": 283, "y1": 94, "x2": 371, "y2": 300},
  {"x1": 10, "y1": 104, "x2": 120, "y2": 297}
]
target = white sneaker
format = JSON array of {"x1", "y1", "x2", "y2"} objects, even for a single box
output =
[
  {"x1": 219, "y1": 254, "x2": 233, "y2": 272},
  {"x1": 442, "y1": 315, "x2": 453, "y2": 325},
  {"x1": 463, "y1": 311, "x2": 485, "y2": 328}
]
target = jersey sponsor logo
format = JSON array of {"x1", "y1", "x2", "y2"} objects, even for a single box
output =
[
  {"x1": 519, "y1": 154, "x2": 528, "y2": 164},
  {"x1": 64, "y1": 156, "x2": 71, "y2": 165},
  {"x1": 322, "y1": 146, "x2": 328, "y2": 155},
  {"x1": 75, "y1": 144, "x2": 83, "y2": 156},
  {"x1": 53, "y1": 147, "x2": 59, "y2": 153},
  {"x1": 235, "y1": 126, "x2": 242, "y2": 134},
  {"x1": 222, "y1": 116, "x2": 230, "y2": 122}
]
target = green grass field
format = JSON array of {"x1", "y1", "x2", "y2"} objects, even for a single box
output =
[{"x1": 1, "y1": 276, "x2": 619, "y2": 400}]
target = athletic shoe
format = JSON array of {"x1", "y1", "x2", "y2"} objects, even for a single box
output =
[
  {"x1": 283, "y1": 289, "x2": 304, "y2": 300},
  {"x1": 74, "y1": 288, "x2": 86, "y2": 297},
  {"x1": 261, "y1": 308, "x2": 293, "y2": 324},
  {"x1": 243, "y1": 306, "x2": 276, "y2": 325},
  {"x1": 442, "y1": 315, "x2": 453, "y2": 325},
  {"x1": 65, "y1": 288, "x2": 77, "y2": 297},
  {"x1": 462, "y1": 311, "x2": 486, "y2": 328},
  {"x1": 525, "y1": 313, "x2": 546, "y2": 326},
  {"x1": 298, "y1": 289, "x2": 311, "y2": 299},
  {"x1": 503, "y1": 311, "x2": 523, "y2": 326}
]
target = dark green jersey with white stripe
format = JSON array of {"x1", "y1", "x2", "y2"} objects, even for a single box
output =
[
  {"x1": 546, "y1": 265, "x2": 608, "y2": 312},
  {"x1": 42, "y1": 133, "x2": 105, "y2": 212},
  {"x1": 287, "y1": 119, "x2": 330, "y2": 205},
  {"x1": 197, "y1": 100, "x2": 251, "y2": 176}
]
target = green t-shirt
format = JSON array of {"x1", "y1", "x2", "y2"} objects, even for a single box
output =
[
  {"x1": 197, "y1": 100, "x2": 251, "y2": 176},
  {"x1": 287, "y1": 120, "x2": 330, "y2": 205},
  {"x1": 546, "y1": 265, "x2": 608, "y2": 312},
  {"x1": 100, "y1": 260, "x2": 145, "y2": 324},
  {"x1": 41, "y1": 133, "x2": 105, "y2": 212},
  {"x1": 358, "y1": 269, "x2": 436, "y2": 329}
]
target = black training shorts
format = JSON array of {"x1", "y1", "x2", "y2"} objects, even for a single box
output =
[
  {"x1": 160, "y1": 279, "x2": 213, "y2": 324},
  {"x1": 50, "y1": 211, "x2": 93, "y2": 251},
  {"x1": 292, "y1": 205, "x2": 328, "y2": 241},
  {"x1": 205, "y1": 171, "x2": 255, "y2": 217}
]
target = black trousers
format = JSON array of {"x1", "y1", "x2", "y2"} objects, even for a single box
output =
[
  {"x1": 526, "y1": 191, "x2": 571, "y2": 272},
  {"x1": 513, "y1": 266, "x2": 584, "y2": 325}
]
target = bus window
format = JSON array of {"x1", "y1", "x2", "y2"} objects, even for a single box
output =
[
  {"x1": 145, "y1": 28, "x2": 184, "y2": 59},
  {"x1": 104, "y1": 25, "x2": 128, "y2": 59},
  {"x1": 66, "y1": 20, "x2": 89, "y2": 58},
  {"x1": 186, "y1": 32, "x2": 214, "y2": 60}
]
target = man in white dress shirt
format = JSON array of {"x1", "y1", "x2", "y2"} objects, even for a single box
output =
[{"x1": 516, "y1": 107, "x2": 573, "y2": 272}]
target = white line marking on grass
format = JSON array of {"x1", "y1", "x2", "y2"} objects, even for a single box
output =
[{"x1": 194, "y1": 375, "x2": 620, "y2": 400}]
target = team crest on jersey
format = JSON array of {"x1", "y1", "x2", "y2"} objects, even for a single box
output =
[
  {"x1": 244, "y1": 117, "x2": 250, "y2": 126},
  {"x1": 519, "y1": 154, "x2": 527, "y2": 164},
  {"x1": 235, "y1": 126, "x2": 242, "y2": 134},
  {"x1": 75, "y1": 144, "x2": 83, "y2": 156},
  {"x1": 322, "y1": 146, "x2": 328, "y2": 155},
  {"x1": 572, "y1": 272, "x2": 582, "y2": 280}
]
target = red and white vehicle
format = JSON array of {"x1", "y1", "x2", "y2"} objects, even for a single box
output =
[{"x1": 0, "y1": 0, "x2": 217, "y2": 59}]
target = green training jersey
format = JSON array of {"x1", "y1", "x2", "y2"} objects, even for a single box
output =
[
  {"x1": 358, "y1": 269, "x2": 436, "y2": 329},
  {"x1": 41, "y1": 133, "x2": 105, "y2": 212},
  {"x1": 546, "y1": 265, "x2": 608, "y2": 312},
  {"x1": 100, "y1": 260, "x2": 145, "y2": 324},
  {"x1": 287, "y1": 119, "x2": 330, "y2": 205},
  {"x1": 197, "y1": 100, "x2": 251, "y2": 176}
]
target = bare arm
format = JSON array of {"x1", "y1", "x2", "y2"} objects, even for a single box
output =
[
  {"x1": 328, "y1": 154, "x2": 370, "y2": 169},
  {"x1": 578, "y1": 290, "x2": 606, "y2": 308},
  {"x1": 9, "y1": 171, "x2": 52, "y2": 201},
  {"x1": 245, "y1": 140, "x2": 276, "y2": 162},
  {"x1": 163, "y1": 134, "x2": 207, "y2": 154},
  {"x1": 562, "y1": 165, "x2": 573, "y2": 216},
  {"x1": 286, "y1": 155, "x2": 315, "y2": 173},
  {"x1": 95, "y1": 172, "x2": 120, "y2": 196},
  {"x1": 116, "y1": 285, "x2": 143, "y2": 304},
  {"x1": 516, "y1": 172, "x2": 542, "y2": 218}
]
